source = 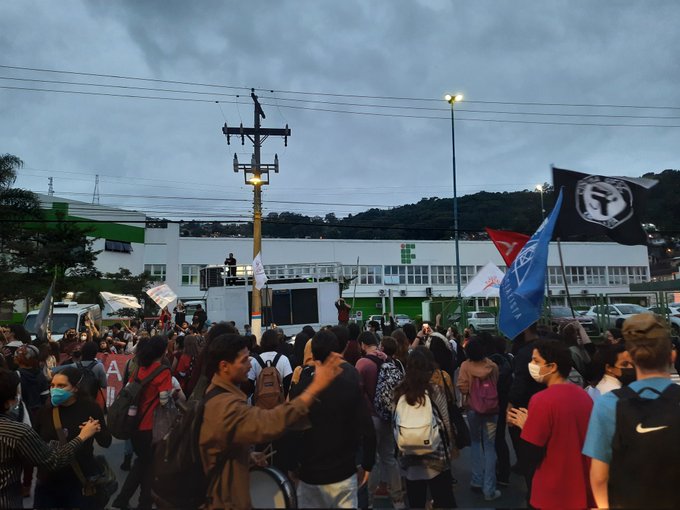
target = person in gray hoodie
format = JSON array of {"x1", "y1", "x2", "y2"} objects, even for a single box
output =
[{"x1": 457, "y1": 337, "x2": 501, "y2": 502}]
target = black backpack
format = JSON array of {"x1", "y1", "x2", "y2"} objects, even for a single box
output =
[
  {"x1": 107, "y1": 365, "x2": 168, "y2": 440},
  {"x1": 151, "y1": 386, "x2": 227, "y2": 509},
  {"x1": 75, "y1": 360, "x2": 101, "y2": 401},
  {"x1": 609, "y1": 384, "x2": 680, "y2": 509}
]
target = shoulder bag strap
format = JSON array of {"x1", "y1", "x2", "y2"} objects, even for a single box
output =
[
  {"x1": 272, "y1": 352, "x2": 282, "y2": 368},
  {"x1": 52, "y1": 407, "x2": 96, "y2": 496},
  {"x1": 253, "y1": 354, "x2": 266, "y2": 370}
]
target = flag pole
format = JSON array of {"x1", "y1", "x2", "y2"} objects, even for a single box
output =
[
  {"x1": 351, "y1": 256, "x2": 359, "y2": 310},
  {"x1": 556, "y1": 238, "x2": 576, "y2": 318}
]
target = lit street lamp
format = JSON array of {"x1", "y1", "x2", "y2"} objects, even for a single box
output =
[
  {"x1": 535, "y1": 183, "x2": 546, "y2": 219},
  {"x1": 445, "y1": 93, "x2": 464, "y2": 303}
]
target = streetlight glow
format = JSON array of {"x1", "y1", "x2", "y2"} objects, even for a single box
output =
[
  {"x1": 444, "y1": 93, "x2": 464, "y2": 104},
  {"x1": 535, "y1": 184, "x2": 543, "y2": 192}
]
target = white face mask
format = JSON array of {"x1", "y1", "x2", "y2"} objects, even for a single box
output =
[
  {"x1": 528, "y1": 362, "x2": 549, "y2": 383},
  {"x1": 80, "y1": 334, "x2": 87, "y2": 342}
]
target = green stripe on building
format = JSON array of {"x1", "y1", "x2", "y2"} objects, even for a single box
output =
[{"x1": 42, "y1": 203, "x2": 145, "y2": 243}]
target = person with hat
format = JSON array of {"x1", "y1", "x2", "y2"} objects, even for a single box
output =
[{"x1": 583, "y1": 313, "x2": 679, "y2": 509}]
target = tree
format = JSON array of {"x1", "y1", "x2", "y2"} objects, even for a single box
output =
[{"x1": 0, "y1": 154, "x2": 43, "y2": 304}]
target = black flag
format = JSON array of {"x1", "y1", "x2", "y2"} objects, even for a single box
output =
[
  {"x1": 552, "y1": 167, "x2": 656, "y2": 246},
  {"x1": 35, "y1": 277, "x2": 55, "y2": 344}
]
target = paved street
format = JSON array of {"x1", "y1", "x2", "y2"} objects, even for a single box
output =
[{"x1": 24, "y1": 429, "x2": 528, "y2": 509}]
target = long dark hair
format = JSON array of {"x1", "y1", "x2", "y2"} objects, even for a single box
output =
[
  {"x1": 429, "y1": 333, "x2": 454, "y2": 377},
  {"x1": 394, "y1": 346, "x2": 435, "y2": 407}
]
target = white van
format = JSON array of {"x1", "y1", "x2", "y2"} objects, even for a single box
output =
[{"x1": 24, "y1": 302, "x2": 102, "y2": 341}]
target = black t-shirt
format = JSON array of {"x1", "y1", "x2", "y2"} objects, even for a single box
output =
[{"x1": 35, "y1": 398, "x2": 111, "y2": 483}]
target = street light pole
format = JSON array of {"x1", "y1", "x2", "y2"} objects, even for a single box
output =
[{"x1": 445, "y1": 93, "x2": 464, "y2": 309}]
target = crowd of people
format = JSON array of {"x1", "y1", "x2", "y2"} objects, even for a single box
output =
[{"x1": 0, "y1": 305, "x2": 679, "y2": 509}]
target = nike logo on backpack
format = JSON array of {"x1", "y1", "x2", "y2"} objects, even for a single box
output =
[{"x1": 636, "y1": 423, "x2": 669, "y2": 434}]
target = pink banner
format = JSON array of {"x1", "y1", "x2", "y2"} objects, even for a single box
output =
[{"x1": 96, "y1": 353, "x2": 133, "y2": 406}]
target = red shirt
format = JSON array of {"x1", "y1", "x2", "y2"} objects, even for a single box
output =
[
  {"x1": 521, "y1": 383, "x2": 594, "y2": 509},
  {"x1": 130, "y1": 362, "x2": 172, "y2": 431}
]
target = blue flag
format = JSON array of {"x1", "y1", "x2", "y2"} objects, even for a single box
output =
[{"x1": 499, "y1": 189, "x2": 564, "y2": 340}]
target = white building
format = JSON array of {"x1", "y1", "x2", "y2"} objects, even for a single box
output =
[{"x1": 144, "y1": 223, "x2": 650, "y2": 320}]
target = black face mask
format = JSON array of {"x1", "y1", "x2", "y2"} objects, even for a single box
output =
[{"x1": 617, "y1": 367, "x2": 637, "y2": 386}]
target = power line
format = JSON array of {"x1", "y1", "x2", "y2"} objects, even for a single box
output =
[
  {"x1": 5, "y1": 84, "x2": 680, "y2": 128},
  {"x1": 4, "y1": 76, "x2": 680, "y2": 121},
  {"x1": 3, "y1": 63, "x2": 680, "y2": 110}
]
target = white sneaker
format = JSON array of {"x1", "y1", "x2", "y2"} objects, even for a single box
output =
[{"x1": 484, "y1": 489, "x2": 501, "y2": 501}]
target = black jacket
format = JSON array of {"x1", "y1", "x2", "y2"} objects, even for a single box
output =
[{"x1": 288, "y1": 362, "x2": 376, "y2": 485}]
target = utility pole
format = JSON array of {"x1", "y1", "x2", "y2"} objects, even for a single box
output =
[
  {"x1": 47, "y1": 177, "x2": 54, "y2": 196},
  {"x1": 222, "y1": 89, "x2": 290, "y2": 341}
]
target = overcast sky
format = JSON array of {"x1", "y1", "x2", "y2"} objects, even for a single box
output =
[{"x1": 2, "y1": 0, "x2": 679, "y2": 222}]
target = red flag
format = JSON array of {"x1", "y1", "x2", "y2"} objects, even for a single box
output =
[{"x1": 485, "y1": 227, "x2": 530, "y2": 266}]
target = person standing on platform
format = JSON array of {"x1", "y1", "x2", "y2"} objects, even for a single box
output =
[
  {"x1": 224, "y1": 253, "x2": 237, "y2": 286},
  {"x1": 336, "y1": 298, "x2": 351, "y2": 326}
]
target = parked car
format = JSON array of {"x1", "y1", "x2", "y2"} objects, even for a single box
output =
[
  {"x1": 464, "y1": 311, "x2": 496, "y2": 332},
  {"x1": 648, "y1": 306, "x2": 680, "y2": 335},
  {"x1": 393, "y1": 314, "x2": 412, "y2": 327},
  {"x1": 586, "y1": 303, "x2": 651, "y2": 329},
  {"x1": 549, "y1": 306, "x2": 600, "y2": 336}
]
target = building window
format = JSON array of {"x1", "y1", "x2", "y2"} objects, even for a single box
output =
[
  {"x1": 585, "y1": 266, "x2": 606, "y2": 285},
  {"x1": 105, "y1": 239, "x2": 133, "y2": 253},
  {"x1": 144, "y1": 264, "x2": 166, "y2": 282},
  {"x1": 548, "y1": 266, "x2": 563, "y2": 285},
  {"x1": 384, "y1": 265, "x2": 406, "y2": 285},
  {"x1": 453, "y1": 266, "x2": 476, "y2": 286},
  {"x1": 431, "y1": 265, "x2": 453, "y2": 285},
  {"x1": 407, "y1": 265, "x2": 429, "y2": 285},
  {"x1": 608, "y1": 266, "x2": 627, "y2": 285},
  {"x1": 628, "y1": 266, "x2": 647, "y2": 283},
  {"x1": 181, "y1": 264, "x2": 205, "y2": 286},
  {"x1": 359, "y1": 265, "x2": 382, "y2": 285},
  {"x1": 565, "y1": 266, "x2": 586, "y2": 285}
]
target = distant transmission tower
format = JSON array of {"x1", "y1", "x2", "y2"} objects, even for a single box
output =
[
  {"x1": 92, "y1": 174, "x2": 100, "y2": 204},
  {"x1": 47, "y1": 177, "x2": 54, "y2": 196}
]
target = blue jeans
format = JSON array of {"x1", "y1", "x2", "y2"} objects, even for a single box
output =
[{"x1": 467, "y1": 410, "x2": 498, "y2": 498}]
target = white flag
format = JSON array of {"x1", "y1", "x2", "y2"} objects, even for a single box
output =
[
  {"x1": 462, "y1": 262, "x2": 505, "y2": 298},
  {"x1": 146, "y1": 284, "x2": 178, "y2": 310},
  {"x1": 253, "y1": 252, "x2": 268, "y2": 290},
  {"x1": 100, "y1": 292, "x2": 142, "y2": 311}
]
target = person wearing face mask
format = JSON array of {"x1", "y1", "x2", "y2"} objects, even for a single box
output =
[
  {"x1": 52, "y1": 342, "x2": 108, "y2": 409},
  {"x1": 33, "y1": 366, "x2": 111, "y2": 508},
  {"x1": 507, "y1": 339, "x2": 594, "y2": 510},
  {"x1": 0, "y1": 368, "x2": 101, "y2": 508},
  {"x1": 586, "y1": 344, "x2": 635, "y2": 401}
]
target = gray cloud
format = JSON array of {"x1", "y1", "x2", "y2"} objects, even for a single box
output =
[{"x1": 1, "y1": 0, "x2": 678, "y2": 221}]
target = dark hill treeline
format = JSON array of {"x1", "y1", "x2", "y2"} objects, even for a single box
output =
[{"x1": 178, "y1": 169, "x2": 680, "y2": 240}]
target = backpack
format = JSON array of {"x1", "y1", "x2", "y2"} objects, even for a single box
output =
[
  {"x1": 393, "y1": 392, "x2": 443, "y2": 456},
  {"x1": 609, "y1": 384, "x2": 680, "y2": 509},
  {"x1": 365, "y1": 353, "x2": 385, "y2": 371},
  {"x1": 107, "y1": 365, "x2": 168, "y2": 440},
  {"x1": 374, "y1": 359, "x2": 405, "y2": 422},
  {"x1": 75, "y1": 360, "x2": 101, "y2": 401},
  {"x1": 469, "y1": 375, "x2": 499, "y2": 414},
  {"x1": 253, "y1": 353, "x2": 285, "y2": 409},
  {"x1": 152, "y1": 386, "x2": 227, "y2": 509}
]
